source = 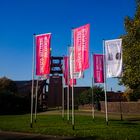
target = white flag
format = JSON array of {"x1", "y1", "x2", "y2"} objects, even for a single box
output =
[
  {"x1": 69, "y1": 47, "x2": 84, "y2": 79},
  {"x1": 105, "y1": 39, "x2": 122, "y2": 78}
]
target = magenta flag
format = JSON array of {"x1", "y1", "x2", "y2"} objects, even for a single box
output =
[
  {"x1": 74, "y1": 24, "x2": 90, "y2": 72},
  {"x1": 64, "y1": 56, "x2": 76, "y2": 86},
  {"x1": 36, "y1": 33, "x2": 51, "y2": 75},
  {"x1": 69, "y1": 79, "x2": 76, "y2": 87},
  {"x1": 63, "y1": 56, "x2": 68, "y2": 85},
  {"x1": 93, "y1": 54, "x2": 104, "y2": 83}
]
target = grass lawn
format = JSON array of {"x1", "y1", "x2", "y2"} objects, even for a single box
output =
[{"x1": 0, "y1": 110, "x2": 140, "y2": 140}]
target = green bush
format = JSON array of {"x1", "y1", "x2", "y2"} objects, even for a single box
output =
[
  {"x1": 0, "y1": 77, "x2": 30, "y2": 114},
  {"x1": 123, "y1": 86, "x2": 140, "y2": 101},
  {"x1": 78, "y1": 86, "x2": 104, "y2": 110},
  {"x1": 0, "y1": 91, "x2": 30, "y2": 115}
]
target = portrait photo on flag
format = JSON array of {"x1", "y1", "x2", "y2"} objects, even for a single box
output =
[{"x1": 105, "y1": 39, "x2": 122, "y2": 78}]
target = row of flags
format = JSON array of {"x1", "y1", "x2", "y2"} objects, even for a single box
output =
[
  {"x1": 93, "y1": 38, "x2": 122, "y2": 83},
  {"x1": 32, "y1": 25, "x2": 123, "y2": 127},
  {"x1": 34, "y1": 24, "x2": 122, "y2": 85}
]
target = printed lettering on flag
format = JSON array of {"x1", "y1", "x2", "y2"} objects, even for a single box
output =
[
  {"x1": 93, "y1": 54, "x2": 104, "y2": 83},
  {"x1": 63, "y1": 56, "x2": 69, "y2": 85},
  {"x1": 73, "y1": 24, "x2": 90, "y2": 72},
  {"x1": 36, "y1": 33, "x2": 51, "y2": 75}
]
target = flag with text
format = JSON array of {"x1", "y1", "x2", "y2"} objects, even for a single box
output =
[
  {"x1": 93, "y1": 54, "x2": 104, "y2": 83},
  {"x1": 36, "y1": 33, "x2": 51, "y2": 75},
  {"x1": 73, "y1": 24, "x2": 90, "y2": 72}
]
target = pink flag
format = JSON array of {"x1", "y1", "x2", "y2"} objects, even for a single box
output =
[
  {"x1": 74, "y1": 24, "x2": 90, "y2": 72},
  {"x1": 93, "y1": 54, "x2": 104, "y2": 83},
  {"x1": 69, "y1": 79, "x2": 76, "y2": 87},
  {"x1": 36, "y1": 33, "x2": 51, "y2": 75},
  {"x1": 64, "y1": 56, "x2": 76, "y2": 86},
  {"x1": 63, "y1": 56, "x2": 68, "y2": 85}
]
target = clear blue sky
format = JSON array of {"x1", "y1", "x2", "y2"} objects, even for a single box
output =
[{"x1": 0, "y1": 0, "x2": 136, "y2": 91}]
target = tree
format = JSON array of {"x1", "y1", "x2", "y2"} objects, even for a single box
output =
[
  {"x1": 0, "y1": 77, "x2": 17, "y2": 94},
  {"x1": 78, "y1": 85, "x2": 104, "y2": 109},
  {"x1": 0, "y1": 77, "x2": 30, "y2": 114},
  {"x1": 121, "y1": 1, "x2": 140, "y2": 100}
]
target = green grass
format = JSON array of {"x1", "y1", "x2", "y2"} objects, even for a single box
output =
[{"x1": 0, "y1": 111, "x2": 140, "y2": 140}]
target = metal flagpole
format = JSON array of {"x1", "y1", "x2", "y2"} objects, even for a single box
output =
[
  {"x1": 71, "y1": 28, "x2": 75, "y2": 130},
  {"x1": 67, "y1": 83, "x2": 70, "y2": 122},
  {"x1": 91, "y1": 53, "x2": 95, "y2": 120},
  {"x1": 71, "y1": 61, "x2": 75, "y2": 129},
  {"x1": 67, "y1": 47, "x2": 70, "y2": 122},
  {"x1": 67, "y1": 83, "x2": 70, "y2": 121},
  {"x1": 92, "y1": 77, "x2": 95, "y2": 120},
  {"x1": 103, "y1": 39, "x2": 108, "y2": 125},
  {"x1": 35, "y1": 78, "x2": 39, "y2": 123},
  {"x1": 62, "y1": 73, "x2": 64, "y2": 120},
  {"x1": 30, "y1": 33, "x2": 36, "y2": 128}
]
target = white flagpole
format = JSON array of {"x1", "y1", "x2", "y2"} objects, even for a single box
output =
[
  {"x1": 103, "y1": 40, "x2": 108, "y2": 125},
  {"x1": 72, "y1": 64, "x2": 75, "y2": 130},
  {"x1": 67, "y1": 48, "x2": 70, "y2": 122},
  {"x1": 35, "y1": 78, "x2": 39, "y2": 123},
  {"x1": 67, "y1": 83, "x2": 70, "y2": 122},
  {"x1": 71, "y1": 28, "x2": 75, "y2": 130},
  {"x1": 92, "y1": 77, "x2": 95, "y2": 120},
  {"x1": 31, "y1": 33, "x2": 36, "y2": 128},
  {"x1": 91, "y1": 53, "x2": 95, "y2": 120},
  {"x1": 62, "y1": 72, "x2": 65, "y2": 120}
]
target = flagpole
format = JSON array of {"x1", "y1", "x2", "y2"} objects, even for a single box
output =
[
  {"x1": 35, "y1": 77, "x2": 39, "y2": 123},
  {"x1": 62, "y1": 70, "x2": 64, "y2": 120},
  {"x1": 31, "y1": 33, "x2": 36, "y2": 128},
  {"x1": 91, "y1": 53, "x2": 95, "y2": 120},
  {"x1": 67, "y1": 47, "x2": 70, "y2": 122},
  {"x1": 71, "y1": 28, "x2": 75, "y2": 130},
  {"x1": 103, "y1": 39, "x2": 108, "y2": 125},
  {"x1": 71, "y1": 76, "x2": 74, "y2": 130},
  {"x1": 91, "y1": 77, "x2": 95, "y2": 120},
  {"x1": 67, "y1": 84, "x2": 70, "y2": 122}
]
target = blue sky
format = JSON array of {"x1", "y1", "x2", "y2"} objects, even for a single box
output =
[{"x1": 0, "y1": 0, "x2": 136, "y2": 91}]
